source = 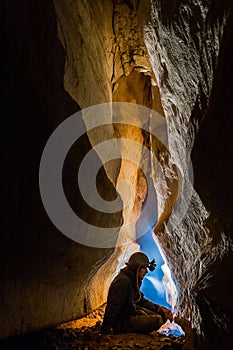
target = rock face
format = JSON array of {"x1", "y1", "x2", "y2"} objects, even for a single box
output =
[
  {"x1": 1, "y1": 0, "x2": 114, "y2": 340},
  {"x1": 2, "y1": 0, "x2": 233, "y2": 349},
  {"x1": 143, "y1": 2, "x2": 233, "y2": 349}
]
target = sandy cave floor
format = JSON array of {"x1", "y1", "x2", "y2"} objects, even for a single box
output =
[{"x1": 0, "y1": 305, "x2": 195, "y2": 350}]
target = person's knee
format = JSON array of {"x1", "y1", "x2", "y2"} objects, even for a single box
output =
[
  {"x1": 124, "y1": 314, "x2": 163, "y2": 333},
  {"x1": 140, "y1": 314, "x2": 163, "y2": 333},
  {"x1": 153, "y1": 314, "x2": 163, "y2": 328}
]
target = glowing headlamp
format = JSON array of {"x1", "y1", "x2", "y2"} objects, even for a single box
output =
[{"x1": 148, "y1": 259, "x2": 156, "y2": 271}]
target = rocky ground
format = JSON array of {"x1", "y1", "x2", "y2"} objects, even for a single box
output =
[{"x1": 0, "y1": 305, "x2": 196, "y2": 350}]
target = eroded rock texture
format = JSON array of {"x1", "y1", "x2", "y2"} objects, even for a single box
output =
[
  {"x1": 143, "y1": 2, "x2": 233, "y2": 349},
  {"x1": 2, "y1": 0, "x2": 233, "y2": 349}
]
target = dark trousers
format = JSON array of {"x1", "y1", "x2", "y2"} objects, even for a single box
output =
[{"x1": 121, "y1": 306, "x2": 163, "y2": 334}]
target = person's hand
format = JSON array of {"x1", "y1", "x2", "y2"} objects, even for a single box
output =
[{"x1": 158, "y1": 306, "x2": 173, "y2": 322}]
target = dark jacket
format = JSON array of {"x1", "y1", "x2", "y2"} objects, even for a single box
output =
[{"x1": 101, "y1": 266, "x2": 160, "y2": 334}]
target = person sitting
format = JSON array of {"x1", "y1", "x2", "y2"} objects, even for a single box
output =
[{"x1": 101, "y1": 252, "x2": 173, "y2": 334}]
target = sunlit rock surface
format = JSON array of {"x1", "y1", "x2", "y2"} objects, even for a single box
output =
[
  {"x1": 53, "y1": 0, "x2": 177, "y2": 312},
  {"x1": 2, "y1": 0, "x2": 233, "y2": 349}
]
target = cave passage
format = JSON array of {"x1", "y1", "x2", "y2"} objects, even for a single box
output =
[{"x1": 137, "y1": 229, "x2": 178, "y2": 311}]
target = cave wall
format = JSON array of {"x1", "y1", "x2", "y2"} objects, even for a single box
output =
[
  {"x1": 2, "y1": 0, "x2": 233, "y2": 348},
  {"x1": 144, "y1": 1, "x2": 232, "y2": 348},
  {"x1": 1, "y1": 0, "x2": 114, "y2": 340},
  {"x1": 191, "y1": 4, "x2": 233, "y2": 346},
  {"x1": 143, "y1": 1, "x2": 233, "y2": 348},
  {"x1": 52, "y1": 0, "x2": 177, "y2": 312}
]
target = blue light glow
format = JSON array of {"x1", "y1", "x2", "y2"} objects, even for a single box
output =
[{"x1": 137, "y1": 230, "x2": 173, "y2": 310}]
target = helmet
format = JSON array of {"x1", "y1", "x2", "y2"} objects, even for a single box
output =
[
  {"x1": 127, "y1": 252, "x2": 156, "y2": 271},
  {"x1": 127, "y1": 252, "x2": 149, "y2": 267}
]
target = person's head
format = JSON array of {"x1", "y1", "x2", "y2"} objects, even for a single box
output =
[
  {"x1": 137, "y1": 266, "x2": 148, "y2": 280},
  {"x1": 126, "y1": 252, "x2": 156, "y2": 280}
]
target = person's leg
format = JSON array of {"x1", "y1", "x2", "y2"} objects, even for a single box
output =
[
  {"x1": 122, "y1": 314, "x2": 163, "y2": 333},
  {"x1": 135, "y1": 306, "x2": 159, "y2": 316}
]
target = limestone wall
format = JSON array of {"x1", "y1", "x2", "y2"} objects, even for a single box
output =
[{"x1": 2, "y1": 1, "x2": 233, "y2": 348}]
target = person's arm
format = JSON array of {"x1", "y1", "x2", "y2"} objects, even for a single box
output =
[
  {"x1": 137, "y1": 292, "x2": 173, "y2": 322},
  {"x1": 157, "y1": 305, "x2": 173, "y2": 322},
  {"x1": 101, "y1": 277, "x2": 129, "y2": 334},
  {"x1": 137, "y1": 292, "x2": 160, "y2": 312}
]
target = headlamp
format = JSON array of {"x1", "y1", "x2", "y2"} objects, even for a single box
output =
[{"x1": 148, "y1": 258, "x2": 156, "y2": 271}]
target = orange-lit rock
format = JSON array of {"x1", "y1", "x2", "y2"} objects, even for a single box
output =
[{"x1": 2, "y1": 1, "x2": 233, "y2": 349}]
